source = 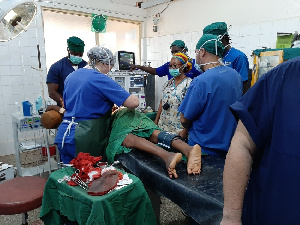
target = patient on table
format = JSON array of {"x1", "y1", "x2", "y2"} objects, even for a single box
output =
[
  {"x1": 42, "y1": 106, "x2": 202, "y2": 179},
  {"x1": 107, "y1": 107, "x2": 202, "y2": 179}
]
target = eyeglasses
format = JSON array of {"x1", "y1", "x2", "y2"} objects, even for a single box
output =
[{"x1": 168, "y1": 64, "x2": 182, "y2": 69}]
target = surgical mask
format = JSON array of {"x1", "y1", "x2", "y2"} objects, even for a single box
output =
[
  {"x1": 69, "y1": 55, "x2": 82, "y2": 65},
  {"x1": 194, "y1": 63, "x2": 203, "y2": 73},
  {"x1": 169, "y1": 68, "x2": 181, "y2": 77}
]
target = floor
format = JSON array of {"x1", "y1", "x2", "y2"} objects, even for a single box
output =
[{"x1": 0, "y1": 150, "x2": 191, "y2": 225}]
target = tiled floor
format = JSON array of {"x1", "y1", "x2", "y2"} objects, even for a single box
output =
[{"x1": 0, "y1": 150, "x2": 190, "y2": 225}]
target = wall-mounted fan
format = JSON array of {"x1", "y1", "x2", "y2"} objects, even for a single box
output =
[{"x1": 0, "y1": 0, "x2": 37, "y2": 42}]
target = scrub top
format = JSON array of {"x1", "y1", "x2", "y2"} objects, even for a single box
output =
[
  {"x1": 158, "y1": 77, "x2": 192, "y2": 134},
  {"x1": 223, "y1": 47, "x2": 249, "y2": 82},
  {"x1": 156, "y1": 59, "x2": 202, "y2": 80},
  {"x1": 55, "y1": 68, "x2": 130, "y2": 145},
  {"x1": 46, "y1": 57, "x2": 87, "y2": 97},
  {"x1": 229, "y1": 57, "x2": 300, "y2": 225},
  {"x1": 178, "y1": 66, "x2": 242, "y2": 155}
]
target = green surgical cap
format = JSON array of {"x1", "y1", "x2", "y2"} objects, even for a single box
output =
[
  {"x1": 67, "y1": 36, "x2": 85, "y2": 53},
  {"x1": 196, "y1": 34, "x2": 224, "y2": 58},
  {"x1": 170, "y1": 40, "x2": 188, "y2": 51},
  {"x1": 203, "y1": 22, "x2": 228, "y2": 36}
]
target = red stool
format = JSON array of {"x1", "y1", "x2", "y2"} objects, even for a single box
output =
[{"x1": 0, "y1": 176, "x2": 47, "y2": 225}]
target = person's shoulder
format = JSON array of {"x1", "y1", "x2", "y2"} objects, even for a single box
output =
[
  {"x1": 220, "y1": 65, "x2": 240, "y2": 76},
  {"x1": 231, "y1": 47, "x2": 247, "y2": 57},
  {"x1": 56, "y1": 56, "x2": 69, "y2": 64},
  {"x1": 79, "y1": 59, "x2": 88, "y2": 67},
  {"x1": 282, "y1": 56, "x2": 300, "y2": 66}
]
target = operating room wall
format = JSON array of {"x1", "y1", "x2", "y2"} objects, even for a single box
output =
[{"x1": 1, "y1": 0, "x2": 300, "y2": 156}]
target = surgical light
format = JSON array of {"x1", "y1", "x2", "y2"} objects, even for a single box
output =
[{"x1": 0, "y1": 0, "x2": 37, "y2": 42}]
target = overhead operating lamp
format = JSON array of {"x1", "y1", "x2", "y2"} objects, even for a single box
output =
[{"x1": 0, "y1": 0, "x2": 37, "y2": 42}]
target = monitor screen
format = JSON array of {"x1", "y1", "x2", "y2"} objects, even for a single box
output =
[{"x1": 118, "y1": 51, "x2": 135, "y2": 70}]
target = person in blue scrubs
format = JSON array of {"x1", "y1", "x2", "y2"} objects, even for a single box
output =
[
  {"x1": 203, "y1": 22, "x2": 250, "y2": 94},
  {"x1": 130, "y1": 40, "x2": 202, "y2": 80},
  {"x1": 55, "y1": 46, "x2": 139, "y2": 164},
  {"x1": 179, "y1": 34, "x2": 242, "y2": 157},
  {"x1": 46, "y1": 36, "x2": 87, "y2": 106},
  {"x1": 221, "y1": 57, "x2": 300, "y2": 225}
]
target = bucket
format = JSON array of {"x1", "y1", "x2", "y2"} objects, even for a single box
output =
[{"x1": 42, "y1": 146, "x2": 56, "y2": 156}]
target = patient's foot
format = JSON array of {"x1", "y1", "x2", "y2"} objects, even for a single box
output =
[
  {"x1": 166, "y1": 153, "x2": 182, "y2": 179},
  {"x1": 187, "y1": 144, "x2": 202, "y2": 175}
]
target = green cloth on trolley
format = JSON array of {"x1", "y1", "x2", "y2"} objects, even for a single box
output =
[
  {"x1": 40, "y1": 167, "x2": 156, "y2": 225},
  {"x1": 106, "y1": 109, "x2": 162, "y2": 163}
]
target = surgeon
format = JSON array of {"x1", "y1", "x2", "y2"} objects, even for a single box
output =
[
  {"x1": 130, "y1": 40, "x2": 202, "y2": 80},
  {"x1": 47, "y1": 36, "x2": 87, "y2": 106},
  {"x1": 203, "y1": 22, "x2": 249, "y2": 94},
  {"x1": 179, "y1": 34, "x2": 242, "y2": 157},
  {"x1": 55, "y1": 46, "x2": 139, "y2": 164}
]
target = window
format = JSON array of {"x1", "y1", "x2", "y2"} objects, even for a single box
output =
[{"x1": 42, "y1": 9, "x2": 140, "y2": 70}]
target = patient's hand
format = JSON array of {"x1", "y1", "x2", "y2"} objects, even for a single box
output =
[{"x1": 179, "y1": 128, "x2": 188, "y2": 140}]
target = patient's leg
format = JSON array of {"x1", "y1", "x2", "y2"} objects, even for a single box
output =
[
  {"x1": 122, "y1": 133, "x2": 182, "y2": 178},
  {"x1": 149, "y1": 130, "x2": 202, "y2": 175}
]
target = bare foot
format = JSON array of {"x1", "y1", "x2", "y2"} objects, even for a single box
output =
[
  {"x1": 166, "y1": 153, "x2": 182, "y2": 179},
  {"x1": 187, "y1": 144, "x2": 202, "y2": 175}
]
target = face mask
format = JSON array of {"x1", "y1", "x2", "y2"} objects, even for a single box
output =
[
  {"x1": 69, "y1": 55, "x2": 82, "y2": 65},
  {"x1": 169, "y1": 68, "x2": 181, "y2": 77},
  {"x1": 194, "y1": 63, "x2": 203, "y2": 73}
]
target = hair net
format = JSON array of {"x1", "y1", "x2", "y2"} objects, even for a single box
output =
[
  {"x1": 87, "y1": 46, "x2": 115, "y2": 65},
  {"x1": 196, "y1": 34, "x2": 225, "y2": 58},
  {"x1": 203, "y1": 22, "x2": 228, "y2": 36},
  {"x1": 172, "y1": 52, "x2": 193, "y2": 73},
  {"x1": 170, "y1": 40, "x2": 188, "y2": 51},
  {"x1": 67, "y1": 36, "x2": 85, "y2": 53}
]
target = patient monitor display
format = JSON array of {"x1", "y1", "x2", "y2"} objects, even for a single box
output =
[{"x1": 117, "y1": 51, "x2": 135, "y2": 70}]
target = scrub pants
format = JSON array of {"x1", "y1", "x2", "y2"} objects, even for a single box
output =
[{"x1": 56, "y1": 142, "x2": 76, "y2": 164}]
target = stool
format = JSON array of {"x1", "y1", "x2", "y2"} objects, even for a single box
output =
[{"x1": 0, "y1": 176, "x2": 47, "y2": 225}]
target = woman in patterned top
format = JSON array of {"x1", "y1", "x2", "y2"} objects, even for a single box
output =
[{"x1": 155, "y1": 53, "x2": 193, "y2": 140}]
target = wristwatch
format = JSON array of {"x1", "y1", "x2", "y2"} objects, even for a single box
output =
[{"x1": 59, "y1": 108, "x2": 65, "y2": 114}]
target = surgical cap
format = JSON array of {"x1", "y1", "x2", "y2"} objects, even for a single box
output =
[
  {"x1": 196, "y1": 34, "x2": 224, "y2": 58},
  {"x1": 172, "y1": 53, "x2": 193, "y2": 73},
  {"x1": 67, "y1": 36, "x2": 85, "y2": 53},
  {"x1": 170, "y1": 40, "x2": 188, "y2": 51},
  {"x1": 87, "y1": 46, "x2": 116, "y2": 65},
  {"x1": 203, "y1": 22, "x2": 228, "y2": 36}
]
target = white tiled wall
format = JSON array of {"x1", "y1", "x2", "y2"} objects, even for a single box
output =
[
  {"x1": 0, "y1": 6, "x2": 50, "y2": 156},
  {"x1": 143, "y1": 17, "x2": 300, "y2": 110}
]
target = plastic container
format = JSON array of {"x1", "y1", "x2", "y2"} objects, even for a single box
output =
[
  {"x1": 22, "y1": 100, "x2": 33, "y2": 116},
  {"x1": 42, "y1": 145, "x2": 56, "y2": 156},
  {"x1": 35, "y1": 96, "x2": 43, "y2": 112}
]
